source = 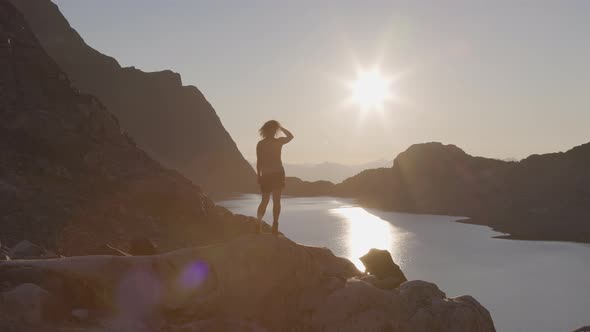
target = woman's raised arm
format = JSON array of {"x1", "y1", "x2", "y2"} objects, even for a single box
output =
[{"x1": 279, "y1": 126, "x2": 294, "y2": 144}]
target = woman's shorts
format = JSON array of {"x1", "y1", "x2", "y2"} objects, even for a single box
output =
[{"x1": 259, "y1": 171, "x2": 285, "y2": 193}]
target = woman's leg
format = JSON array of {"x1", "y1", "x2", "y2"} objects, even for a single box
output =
[
  {"x1": 257, "y1": 192, "x2": 271, "y2": 233},
  {"x1": 271, "y1": 189, "x2": 282, "y2": 235}
]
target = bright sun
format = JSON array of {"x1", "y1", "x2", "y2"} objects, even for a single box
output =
[{"x1": 349, "y1": 69, "x2": 394, "y2": 112}]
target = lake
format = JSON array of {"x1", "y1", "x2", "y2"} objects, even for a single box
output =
[{"x1": 219, "y1": 195, "x2": 590, "y2": 332}]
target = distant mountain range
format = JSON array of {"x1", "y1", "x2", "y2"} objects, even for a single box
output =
[
  {"x1": 249, "y1": 160, "x2": 392, "y2": 183},
  {"x1": 10, "y1": 0, "x2": 256, "y2": 193}
]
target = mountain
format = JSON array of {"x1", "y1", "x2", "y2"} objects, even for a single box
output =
[
  {"x1": 482, "y1": 142, "x2": 590, "y2": 241},
  {"x1": 284, "y1": 177, "x2": 335, "y2": 197},
  {"x1": 334, "y1": 142, "x2": 590, "y2": 242},
  {"x1": 0, "y1": 0, "x2": 260, "y2": 254},
  {"x1": 9, "y1": 0, "x2": 256, "y2": 193},
  {"x1": 282, "y1": 160, "x2": 392, "y2": 183}
]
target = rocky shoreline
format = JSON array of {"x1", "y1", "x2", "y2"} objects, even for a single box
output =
[{"x1": 0, "y1": 235, "x2": 496, "y2": 332}]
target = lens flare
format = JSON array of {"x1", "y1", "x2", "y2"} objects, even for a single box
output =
[{"x1": 179, "y1": 260, "x2": 210, "y2": 289}]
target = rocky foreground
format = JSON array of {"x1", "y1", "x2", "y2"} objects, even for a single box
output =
[{"x1": 0, "y1": 235, "x2": 496, "y2": 332}]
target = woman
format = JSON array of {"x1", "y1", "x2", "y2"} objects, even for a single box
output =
[{"x1": 256, "y1": 120, "x2": 294, "y2": 235}]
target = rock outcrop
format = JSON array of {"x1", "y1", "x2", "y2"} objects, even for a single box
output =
[
  {"x1": 360, "y1": 248, "x2": 407, "y2": 290},
  {"x1": 6, "y1": 240, "x2": 45, "y2": 259},
  {"x1": 0, "y1": 234, "x2": 496, "y2": 332},
  {"x1": 0, "y1": 0, "x2": 261, "y2": 254},
  {"x1": 283, "y1": 177, "x2": 335, "y2": 197},
  {"x1": 9, "y1": 0, "x2": 256, "y2": 194}
]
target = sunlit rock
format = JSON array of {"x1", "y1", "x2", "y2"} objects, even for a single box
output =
[{"x1": 0, "y1": 235, "x2": 496, "y2": 332}]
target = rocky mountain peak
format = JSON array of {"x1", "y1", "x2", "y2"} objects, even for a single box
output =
[{"x1": 394, "y1": 142, "x2": 469, "y2": 167}]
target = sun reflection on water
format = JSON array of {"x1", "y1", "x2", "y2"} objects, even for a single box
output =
[{"x1": 330, "y1": 206, "x2": 401, "y2": 271}]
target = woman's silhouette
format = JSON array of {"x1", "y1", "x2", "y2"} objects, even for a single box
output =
[{"x1": 256, "y1": 120, "x2": 294, "y2": 234}]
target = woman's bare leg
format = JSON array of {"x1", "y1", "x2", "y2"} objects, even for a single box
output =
[
  {"x1": 271, "y1": 189, "x2": 282, "y2": 235},
  {"x1": 257, "y1": 192, "x2": 271, "y2": 233}
]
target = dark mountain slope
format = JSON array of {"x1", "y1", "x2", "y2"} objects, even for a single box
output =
[
  {"x1": 479, "y1": 142, "x2": 590, "y2": 240},
  {"x1": 333, "y1": 167, "x2": 394, "y2": 208},
  {"x1": 0, "y1": 1, "x2": 258, "y2": 254},
  {"x1": 9, "y1": 0, "x2": 256, "y2": 193},
  {"x1": 334, "y1": 142, "x2": 590, "y2": 242},
  {"x1": 334, "y1": 143, "x2": 511, "y2": 213}
]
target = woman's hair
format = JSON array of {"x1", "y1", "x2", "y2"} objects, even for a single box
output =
[{"x1": 259, "y1": 120, "x2": 281, "y2": 139}]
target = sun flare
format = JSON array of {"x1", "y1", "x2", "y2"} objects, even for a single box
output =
[
  {"x1": 330, "y1": 206, "x2": 403, "y2": 271},
  {"x1": 349, "y1": 69, "x2": 395, "y2": 112}
]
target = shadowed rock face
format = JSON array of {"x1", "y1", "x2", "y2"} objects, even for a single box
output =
[
  {"x1": 334, "y1": 142, "x2": 590, "y2": 242},
  {"x1": 0, "y1": 0, "x2": 260, "y2": 254},
  {"x1": 284, "y1": 177, "x2": 335, "y2": 197},
  {"x1": 0, "y1": 235, "x2": 496, "y2": 332},
  {"x1": 360, "y1": 248, "x2": 407, "y2": 280},
  {"x1": 8, "y1": 0, "x2": 256, "y2": 194}
]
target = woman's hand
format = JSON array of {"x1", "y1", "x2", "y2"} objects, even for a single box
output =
[{"x1": 279, "y1": 126, "x2": 294, "y2": 143}]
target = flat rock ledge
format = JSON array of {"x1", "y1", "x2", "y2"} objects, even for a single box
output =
[{"x1": 0, "y1": 234, "x2": 495, "y2": 332}]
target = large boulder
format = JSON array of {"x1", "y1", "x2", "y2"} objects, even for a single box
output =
[
  {"x1": 304, "y1": 245, "x2": 362, "y2": 278},
  {"x1": 0, "y1": 283, "x2": 65, "y2": 324},
  {"x1": 396, "y1": 280, "x2": 495, "y2": 332},
  {"x1": 7, "y1": 240, "x2": 45, "y2": 259},
  {"x1": 309, "y1": 278, "x2": 398, "y2": 331},
  {"x1": 310, "y1": 279, "x2": 495, "y2": 332},
  {"x1": 360, "y1": 248, "x2": 407, "y2": 287}
]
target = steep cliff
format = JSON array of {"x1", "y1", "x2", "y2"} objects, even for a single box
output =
[
  {"x1": 0, "y1": 0, "x2": 258, "y2": 254},
  {"x1": 9, "y1": 0, "x2": 256, "y2": 193}
]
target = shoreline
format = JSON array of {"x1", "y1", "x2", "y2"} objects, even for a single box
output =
[{"x1": 219, "y1": 193, "x2": 590, "y2": 245}]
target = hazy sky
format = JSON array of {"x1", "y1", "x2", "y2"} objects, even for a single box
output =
[{"x1": 53, "y1": 0, "x2": 590, "y2": 164}]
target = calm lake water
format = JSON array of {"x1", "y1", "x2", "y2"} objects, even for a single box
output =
[{"x1": 219, "y1": 195, "x2": 590, "y2": 332}]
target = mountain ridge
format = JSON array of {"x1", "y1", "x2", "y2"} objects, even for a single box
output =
[
  {"x1": 249, "y1": 159, "x2": 393, "y2": 183},
  {"x1": 0, "y1": 0, "x2": 260, "y2": 253},
  {"x1": 333, "y1": 141, "x2": 590, "y2": 242},
  {"x1": 9, "y1": 0, "x2": 257, "y2": 193}
]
